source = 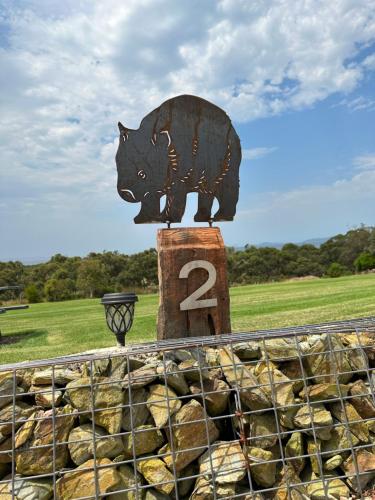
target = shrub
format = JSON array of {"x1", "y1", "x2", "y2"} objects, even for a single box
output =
[
  {"x1": 326, "y1": 262, "x2": 349, "y2": 278},
  {"x1": 25, "y1": 284, "x2": 41, "y2": 303},
  {"x1": 354, "y1": 252, "x2": 375, "y2": 272}
]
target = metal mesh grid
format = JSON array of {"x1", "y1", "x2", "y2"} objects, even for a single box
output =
[{"x1": 1, "y1": 316, "x2": 375, "y2": 499}]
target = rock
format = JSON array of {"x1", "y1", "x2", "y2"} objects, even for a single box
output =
[
  {"x1": 300, "y1": 383, "x2": 349, "y2": 402},
  {"x1": 178, "y1": 358, "x2": 212, "y2": 383},
  {"x1": 0, "y1": 476, "x2": 53, "y2": 500},
  {"x1": 32, "y1": 385, "x2": 63, "y2": 408},
  {"x1": 248, "y1": 447, "x2": 276, "y2": 488},
  {"x1": 137, "y1": 458, "x2": 175, "y2": 496},
  {"x1": 261, "y1": 338, "x2": 299, "y2": 361},
  {"x1": 278, "y1": 359, "x2": 304, "y2": 393},
  {"x1": 285, "y1": 432, "x2": 305, "y2": 473},
  {"x1": 190, "y1": 476, "x2": 237, "y2": 499},
  {"x1": 176, "y1": 462, "x2": 197, "y2": 497},
  {"x1": 343, "y1": 449, "x2": 375, "y2": 489},
  {"x1": 293, "y1": 404, "x2": 332, "y2": 440},
  {"x1": 321, "y1": 424, "x2": 359, "y2": 459},
  {"x1": 31, "y1": 367, "x2": 81, "y2": 386},
  {"x1": 110, "y1": 356, "x2": 144, "y2": 380},
  {"x1": 237, "y1": 490, "x2": 265, "y2": 500},
  {"x1": 205, "y1": 348, "x2": 219, "y2": 367},
  {"x1": 166, "y1": 348, "x2": 206, "y2": 364},
  {"x1": 189, "y1": 378, "x2": 231, "y2": 416},
  {"x1": 147, "y1": 384, "x2": 181, "y2": 427},
  {"x1": 15, "y1": 368, "x2": 34, "y2": 391},
  {"x1": 68, "y1": 424, "x2": 123, "y2": 466},
  {"x1": 305, "y1": 471, "x2": 349, "y2": 499},
  {"x1": 123, "y1": 365, "x2": 158, "y2": 389},
  {"x1": 307, "y1": 438, "x2": 322, "y2": 474},
  {"x1": 330, "y1": 401, "x2": 369, "y2": 442},
  {"x1": 66, "y1": 377, "x2": 123, "y2": 434},
  {"x1": 0, "y1": 371, "x2": 19, "y2": 385},
  {"x1": 279, "y1": 405, "x2": 299, "y2": 430},
  {"x1": 324, "y1": 454, "x2": 343, "y2": 471},
  {"x1": 273, "y1": 465, "x2": 308, "y2": 499},
  {"x1": 157, "y1": 441, "x2": 170, "y2": 458},
  {"x1": 156, "y1": 360, "x2": 189, "y2": 395},
  {"x1": 0, "y1": 403, "x2": 35, "y2": 438},
  {"x1": 123, "y1": 425, "x2": 164, "y2": 457},
  {"x1": 164, "y1": 400, "x2": 219, "y2": 471},
  {"x1": 348, "y1": 346, "x2": 369, "y2": 373},
  {"x1": 199, "y1": 441, "x2": 247, "y2": 484},
  {"x1": 0, "y1": 436, "x2": 12, "y2": 464},
  {"x1": 218, "y1": 347, "x2": 271, "y2": 411},
  {"x1": 340, "y1": 333, "x2": 372, "y2": 372},
  {"x1": 349, "y1": 379, "x2": 375, "y2": 419},
  {"x1": 232, "y1": 341, "x2": 261, "y2": 360},
  {"x1": 0, "y1": 375, "x2": 24, "y2": 409},
  {"x1": 84, "y1": 358, "x2": 110, "y2": 377},
  {"x1": 304, "y1": 334, "x2": 352, "y2": 384},
  {"x1": 15, "y1": 405, "x2": 76, "y2": 475},
  {"x1": 14, "y1": 411, "x2": 40, "y2": 448},
  {"x1": 122, "y1": 387, "x2": 150, "y2": 430},
  {"x1": 234, "y1": 411, "x2": 278, "y2": 449},
  {"x1": 256, "y1": 362, "x2": 295, "y2": 408},
  {"x1": 56, "y1": 458, "x2": 121, "y2": 499},
  {"x1": 143, "y1": 489, "x2": 170, "y2": 499},
  {"x1": 111, "y1": 464, "x2": 144, "y2": 500}
]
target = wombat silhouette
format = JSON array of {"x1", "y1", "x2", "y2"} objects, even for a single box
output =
[{"x1": 116, "y1": 94, "x2": 241, "y2": 223}]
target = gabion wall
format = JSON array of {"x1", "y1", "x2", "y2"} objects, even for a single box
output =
[{"x1": 1, "y1": 317, "x2": 375, "y2": 499}]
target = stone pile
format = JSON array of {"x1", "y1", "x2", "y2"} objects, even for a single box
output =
[{"x1": 1, "y1": 331, "x2": 375, "y2": 499}]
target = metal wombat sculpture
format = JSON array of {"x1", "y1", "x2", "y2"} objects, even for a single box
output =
[{"x1": 116, "y1": 94, "x2": 241, "y2": 223}]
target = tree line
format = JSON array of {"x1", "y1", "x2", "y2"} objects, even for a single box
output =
[{"x1": 0, "y1": 226, "x2": 374, "y2": 303}]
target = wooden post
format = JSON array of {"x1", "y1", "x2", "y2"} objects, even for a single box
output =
[{"x1": 157, "y1": 227, "x2": 231, "y2": 340}]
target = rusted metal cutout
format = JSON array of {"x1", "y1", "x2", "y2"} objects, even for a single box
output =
[{"x1": 116, "y1": 94, "x2": 242, "y2": 224}]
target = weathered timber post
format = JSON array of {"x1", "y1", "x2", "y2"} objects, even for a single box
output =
[{"x1": 157, "y1": 227, "x2": 231, "y2": 340}]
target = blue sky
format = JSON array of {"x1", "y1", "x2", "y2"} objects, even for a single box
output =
[{"x1": 0, "y1": 0, "x2": 374, "y2": 261}]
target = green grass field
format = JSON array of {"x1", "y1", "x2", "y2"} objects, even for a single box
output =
[{"x1": 1, "y1": 274, "x2": 374, "y2": 365}]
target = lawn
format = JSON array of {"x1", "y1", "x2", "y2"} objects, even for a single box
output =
[{"x1": 1, "y1": 274, "x2": 374, "y2": 364}]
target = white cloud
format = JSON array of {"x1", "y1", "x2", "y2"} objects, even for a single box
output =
[
  {"x1": 229, "y1": 165, "x2": 375, "y2": 244},
  {"x1": 242, "y1": 147, "x2": 277, "y2": 160},
  {"x1": 353, "y1": 153, "x2": 375, "y2": 170},
  {"x1": 336, "y1": 95, "x2": 375, "y2": 111},
  {"x1": 0, "y1": 0, "x2": 374, "y2": 257}
]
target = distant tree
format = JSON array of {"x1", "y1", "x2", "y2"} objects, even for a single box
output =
[
  {"x1": 25, "y1": 284, "x2": 41, "y2": 303},
  {"x1": 326, "y1": 262, "x2": 350, "y2": 278},
  {"x1": 76, "y1": 259, "x2": 108, "y2": 298},
  {"x1": 354, "y1": 252, "x2": 375, "y2": 272},
  {"x1": 44, "y1": 278, "x2": 75, "y2": 301}
]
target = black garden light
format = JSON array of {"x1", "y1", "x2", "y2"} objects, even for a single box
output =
[{"x1": 101, "y1": 292, "x2": 138, "y2": 347}]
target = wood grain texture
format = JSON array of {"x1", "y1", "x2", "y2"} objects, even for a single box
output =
[{"x1": 157, "y1": 227, "x2": 231, "y2": 340}]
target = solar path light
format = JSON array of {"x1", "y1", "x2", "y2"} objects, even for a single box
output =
[{"x1": 101, "y1": 292, "x2": 138, "y2": 347}]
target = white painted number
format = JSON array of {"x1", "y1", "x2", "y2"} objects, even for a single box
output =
[{"x1": 179, "y1": 260, "x2": 218, "y2": 311}]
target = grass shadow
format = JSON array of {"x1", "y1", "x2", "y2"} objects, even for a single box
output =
[{"x1": 0, "y1": 329, "x2": 48, "y2": 346}]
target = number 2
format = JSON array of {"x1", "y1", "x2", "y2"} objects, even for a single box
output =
[{"x1": 179, "y1": 260, "x2": 218, "y2": 311}]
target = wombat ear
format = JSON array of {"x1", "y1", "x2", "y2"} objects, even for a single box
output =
[
  {"x1": 118, "y1": 122, "x2": 130, "y2": 141},
  {"x1": 118, "y1": 122, "x2": 127, "y2": 133}
]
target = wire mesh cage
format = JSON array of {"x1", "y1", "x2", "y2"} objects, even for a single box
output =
[{"x1": 1, "y1": 317, "x2": 375, "y2": 499}]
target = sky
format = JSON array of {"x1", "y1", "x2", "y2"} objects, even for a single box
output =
[{"x1": 0, "y1": 0, "x2": 374, "y2": 262}]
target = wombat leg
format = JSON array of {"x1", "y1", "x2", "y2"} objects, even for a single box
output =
[
  {"x1": 160, "y1": 188, "x2": 187, "y2": 223},
  {"x1": 134, "y1": 194, "x2": 161, "y2": 223},
  {"x1": 213, "y1": 184, "x2": 239, "y2": 221},
  {"x1": 194, "y1": 193, "x2": 214, "y2": 222}
]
